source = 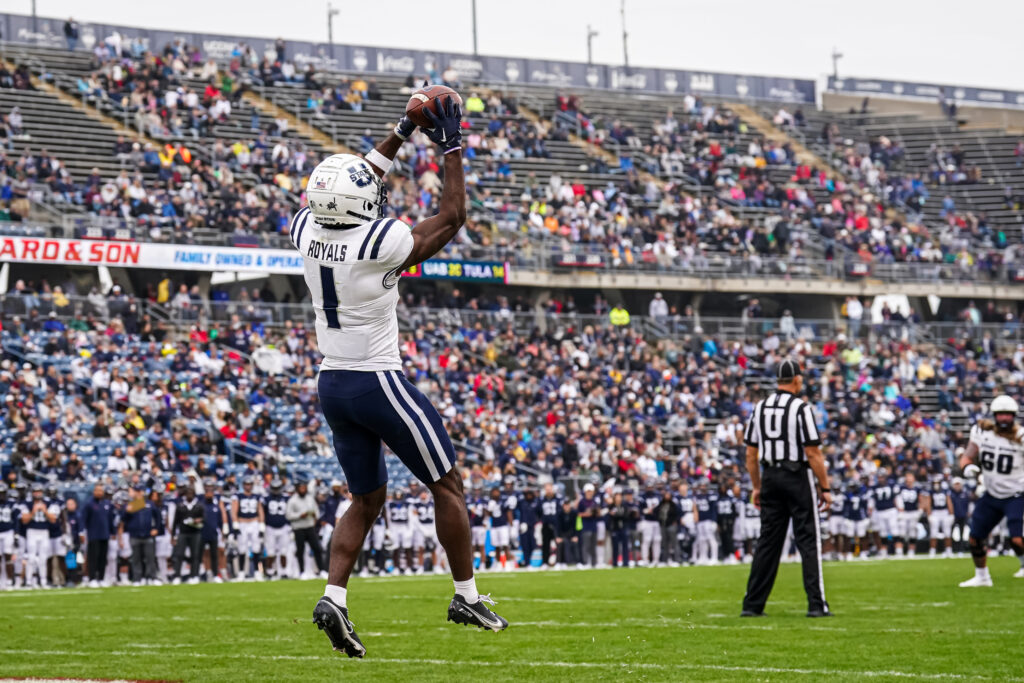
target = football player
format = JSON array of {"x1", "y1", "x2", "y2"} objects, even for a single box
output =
[
  {"x1": 21, "y1": 483, "x2": 55, "y2": 588},
  {"x1": 303, "y1": 92, "x2": 506, "y2": 660},
  {"x1": 896, "y1": 473, "x2": 924, "y2": 557},
  {"x1": 949, "y1": 477, "x2": 971, "y2": 555},
  {"x1": 411, "y1": 488, "x2": 440, "y2": 574},
  {"x1": 385, "y1": 489, "x2": 414, "y2": 575},
  {"x1": 676, "y1": 482, "x2": 696, "y2": 564},
  {"x1": 487, "y1": 486, "x2": 513, "y2": 570},
  {"x1": 536, "y1": 482, "x2": 562, "y2": 567},
  {"x1": 231, "y1": 475, "x2": 265, "y2": 580},
  {"x1": 926, "y1": 476, "x2": 954, "y2": 558},
  {"x1": 842, "y1": 476, "x2": 870, "y2": 560},
  {"x1": 263, "y1": 478, "x2": 292, "y2": 580},
  {"x1": 826, "y1": 477, "x2": 847, "y2": 560},
  {"x1": 958, "y1": 395, "x2": 1024, "y2": 586},
  {"x1": 0, "y1": 486, "x2": 18, "y2": 589},
  {"x1": 694, "y1": 481, "x2": 720, "y2": 566},
  {"x1": 639, "y1": 485, "x2": 662, "y2": 566},
  {"x1": 869, "y1": 468, "x2": 899, "y2": 557},
  {"x1": 468, "y1": 488, "x2": 487, "y2": 569}
]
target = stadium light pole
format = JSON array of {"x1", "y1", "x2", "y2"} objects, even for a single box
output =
[
  {"x1": 327, "y1": 3, "x2": 340, "y2": 60},
  {"x1": 831, "y1": 47, "x2": 843, "y2": 81},
  {"x1": 586, "y1": 25, "x2": 599, "y2": 65},
  {"x1": 31, "y1": 0, "x2": 37, "y2": 33},
  {"x1": 471, "y1": 0, "x2": 478, "y2": 55},
  {"x1": 620, "y1": 0, "x2": 629, "y2": 70}
]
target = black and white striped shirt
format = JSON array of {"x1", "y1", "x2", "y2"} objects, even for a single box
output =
[{"x1": 743, "y1": 391, "x2": 821, "y2": 466}]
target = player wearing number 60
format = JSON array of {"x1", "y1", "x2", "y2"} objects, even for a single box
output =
[
  {"x1": 958, "y1": 395, "x2": 1024, "y2": 587},
  {"x1": 288, "y1": 93, "x2": 508, "y2": 659}
]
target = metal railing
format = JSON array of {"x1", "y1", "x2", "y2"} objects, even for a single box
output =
[{"x1": 8, "y1": 294, "x2": 1022, "y2": 351}]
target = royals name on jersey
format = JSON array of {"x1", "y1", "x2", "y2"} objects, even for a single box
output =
[
  {"x1": 290, "y1": 205, "x2": 414, "y2": 371},
  {"x1": 969, "y1": 424, "x2": 1024, "y2": 498}
]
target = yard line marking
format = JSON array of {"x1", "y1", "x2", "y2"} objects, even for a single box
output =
[
  {"x1": 10, "y1": 614, "x2": 1019, "y2": 637},
  {"x1": 0, "y1": 649, "x2": 1002, "y2": 680}
]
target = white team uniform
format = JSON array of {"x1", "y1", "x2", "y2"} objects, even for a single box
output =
[
  {"x1": 969, "y1": 425, "x2": 1024, "y2": 499},
  {"x1": 412, "y1": 501, "x2": 437, "y2": 549},
  {"x1": 927, "y1": 487, "x2": 953, "y2": 539},
  {"x1": 291, "y1": 206, "x2": 414, "y2": 372}
]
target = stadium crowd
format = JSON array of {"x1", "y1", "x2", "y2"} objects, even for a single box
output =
[
  {"x1": 2, "y1": 280, "x2": 1024, "y2": 587},
  {"x1": 5, "y1": 36, "x2": 1021, "y2": 275}
]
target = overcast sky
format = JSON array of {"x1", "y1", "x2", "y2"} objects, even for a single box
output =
[{"x1": 29, "y1": 0, "x2": 1024, "y2": 91}]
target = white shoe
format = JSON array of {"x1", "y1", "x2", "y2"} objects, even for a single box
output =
[
  {"x1": 318, "y1": 571, "x2": 329, "y2": 580},
  {"x1": 929, "y1": 549, "x2": 936, "y2": 557},
  {"x1": 358, "y1": 568, "x2": 369, "y2": 578},
  {"x1": 172, "y1": 577, "x2": 182, "y2": 585},
  {"x1": 151, "y1": 579, "x2": 163, "y2": 586},
  {"x1": 1013, "y1": 569, "x2": 1024, "y2": 578},
  {"x1": 959, "y1": 574, "x2": 993, "y2": 587},
  {"x1": 187, "y1": 577, "x2": 200, "y2": 585},
  {"x1": 88, "y1": 580, "x2": 100, "y2": 588}
]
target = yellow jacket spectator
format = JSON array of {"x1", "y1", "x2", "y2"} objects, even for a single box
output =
[
  {"x1": 465, "y1": 94, "x2": 485, "y2": 115},
  {"x1": 609, "y1": 305, "x2": 630, "y2": 326}
]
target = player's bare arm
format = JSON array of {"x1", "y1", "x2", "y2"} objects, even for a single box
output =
[
  {"x1": 960, "y1": 442, "x2": 979, "y2": 471},
  {"x1": 400, "y1": 96, "x2": 466, "y2": 272}
]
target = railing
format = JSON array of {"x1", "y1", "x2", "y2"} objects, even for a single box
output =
[{"x1": 8, "y1": 294, "x2": 1022, "y2": 350}]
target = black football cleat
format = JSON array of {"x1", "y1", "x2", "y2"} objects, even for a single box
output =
[
  {"x1": 740, "y1": 609, "x2": 765, "y2": 617},
  {"x1": 806, "y1": 608, "x2": 833, "y2": 618},
  {"x1": 447, "y1": 593, "x2": 509, "y2": 632},
  {"x1": 312, "y1": 596, "x2": 366, "y2": 658}
]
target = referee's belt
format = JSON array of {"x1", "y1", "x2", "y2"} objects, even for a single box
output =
[{"x1": 764, "y1": 461, "x2": 809, "y2": 473}]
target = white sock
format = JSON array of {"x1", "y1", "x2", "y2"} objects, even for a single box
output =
[
  {"x1": 453, "y1": 577, "x2": 479, "y2": 603},
  {"x1": 976, "y1": 566, "x2": 990, "y2": 579},
  {"x1": 324, "y1": 584, "x2": 347, "y2": 608}
]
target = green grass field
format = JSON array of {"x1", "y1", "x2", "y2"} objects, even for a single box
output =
[{"x1": 1, "y1": 557, "x2": 1022, "y2": 682}]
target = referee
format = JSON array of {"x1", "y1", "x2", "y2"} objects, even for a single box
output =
[{"x1": 740, "y1": 359, "x2": 832, "y2": 618}]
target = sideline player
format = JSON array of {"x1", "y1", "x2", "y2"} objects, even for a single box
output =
[
  {"x1": 959, "y1": 395, "x2": 1024, "y2": 587},
  {"x1": 297, "y1": 95, "x2": 507, "y2": 657}
]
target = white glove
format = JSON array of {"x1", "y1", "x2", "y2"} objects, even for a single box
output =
[
  {"x1": 222, "y1": 523, "x2": 230, "y2": 536},
  {"x1": 520, "y1": 522, "x2": 528, "y2": 534},
  {"x1": 963, "y1": 464, "x2": 981, "y2": 480},
  {"x1": 258, "y1": 523, "x2": 266, "y2": 534}
]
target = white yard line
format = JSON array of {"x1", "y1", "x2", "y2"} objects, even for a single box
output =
[{"x1": 0, "y1": 649, "x2": 1002, "y2": 680}]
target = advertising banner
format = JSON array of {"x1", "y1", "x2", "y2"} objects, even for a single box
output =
[
  {"x1": 403, "y1": 259, "x2": 509, "y2": 283},
  {"x1": 0, "y1": 12, "x2": 815, "y2": 103},
  {"x1": 0, "y1": 235, "x2": 305, "y2": 274},
  {"x1": 828, "y1": 76, "x2": 1024, "y2": 109}
]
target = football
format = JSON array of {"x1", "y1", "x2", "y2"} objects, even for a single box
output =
[{"x1": 405, "y1": 84, "x2": 463, "y2": 129}]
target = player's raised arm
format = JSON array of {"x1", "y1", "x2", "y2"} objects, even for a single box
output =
[{"x1": 400, "y1": 96, "x2": 466, "y2": 272}]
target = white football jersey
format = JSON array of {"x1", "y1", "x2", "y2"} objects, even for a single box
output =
[
  {"x1": 969, "y1": 424, "x2": 1024, "y2": 499},
  {"x1": 290, "y1": 207, "x2": 414, "y2": 371}
]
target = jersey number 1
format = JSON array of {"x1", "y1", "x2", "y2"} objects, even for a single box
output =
[{"x1": 320, "y1": 265, "x2": 341, "y2": 329}]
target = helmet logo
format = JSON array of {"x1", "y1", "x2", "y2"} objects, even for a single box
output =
[{"x1": 326, "y1": 199, "x2": 338, "y2": 211}]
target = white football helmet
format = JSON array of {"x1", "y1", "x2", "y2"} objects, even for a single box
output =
[
  {"x1": 306, "y1": 153, "x2": 387, "y2": 227},
  {"x1": 990, "y1": 395, "x2": 1019, "y2": 415}
]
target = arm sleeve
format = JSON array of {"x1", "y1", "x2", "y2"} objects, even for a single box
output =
[
  {"x1": 743, "y1": 404, "x2": 760, "y2": 447},
  {"x1": 798, "y1": 403, "x2": 821, "y2": 447},
  {"x1": 376, "y1": 219, "x2": 414, "y2": 271},
  {"x1": 289, "y1": 207, "x2": 312, "y2": 251}
]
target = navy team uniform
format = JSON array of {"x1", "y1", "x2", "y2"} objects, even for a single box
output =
[
  {"x1": 951, "y1": 487, "x2": 971, "y2": 552},
  {"x1": 537, "y1": 493, "x2": 562, "y2": 565},
  {"x1": 871, "y1": 479, "x2": 899, "y2": 542},
  {"x1": 518, "y1": 495, "x2": 537, "y2": 567}
]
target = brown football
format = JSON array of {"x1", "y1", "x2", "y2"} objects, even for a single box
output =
[{"x1": 406, "y1": 85, "x2": 463, "y2": 129}]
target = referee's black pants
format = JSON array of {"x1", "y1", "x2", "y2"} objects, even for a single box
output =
[{"x1": 742, "y1": 466, "x2": 828, "y2": 614}]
